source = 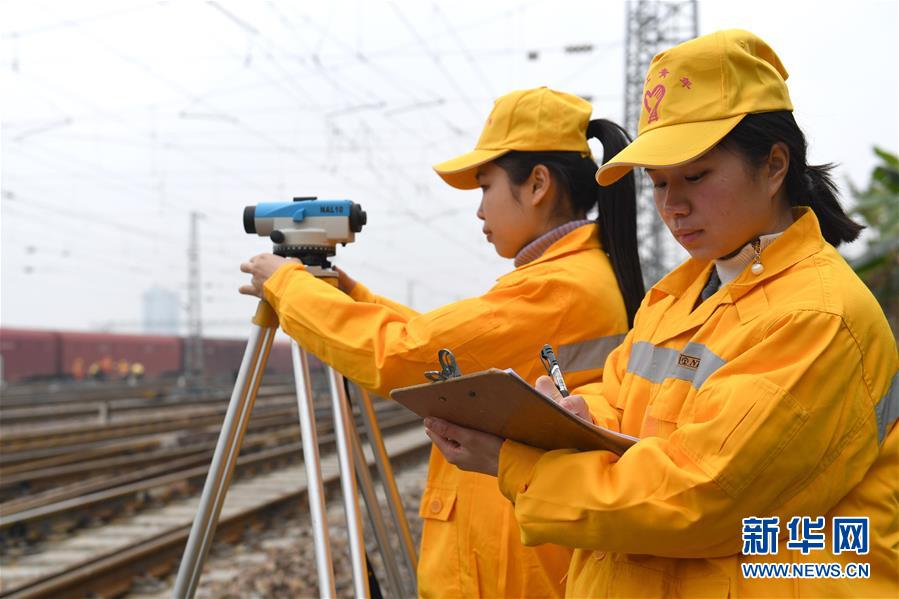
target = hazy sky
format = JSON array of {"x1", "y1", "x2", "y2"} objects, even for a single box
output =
[{"x1": 2, "y1": 0, "x2": 897, "y2": 338}]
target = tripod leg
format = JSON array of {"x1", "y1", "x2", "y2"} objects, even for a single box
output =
[
  {"x1": 328, "y1": 367, "x2": 371, "y2": 599},
  {"x1": 173, "y1": 322, "x2": 276, "y2": 598},
  {"x1": 347, "y1": 403, "x2": 405, "y2": 596},
  {"x1": 357, "y1": 387, "x2": 419, "y2": 585},
  {"x1": 291, "y1": 343, "x2": 336, "y2": 598}
]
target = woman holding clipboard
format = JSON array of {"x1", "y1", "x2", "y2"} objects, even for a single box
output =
[
  {"x1": 426, "y1": 30, "x2": 898, "y2": 597},
  {"x1": 239, "y1": 87, "x2": 643, "y2": 598}
]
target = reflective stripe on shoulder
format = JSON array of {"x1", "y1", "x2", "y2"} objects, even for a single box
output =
[
  {"x1": 626, "y1": 341, "x2": 726, "y2": 389},
  {"x1": 876, "y1": 373, "x2": 899, "y2": 444},
  {"x1": 558, "y1": 334, "x2": 626, "y2": 373}
]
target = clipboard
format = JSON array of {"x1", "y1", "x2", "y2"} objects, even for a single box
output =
[{"x1": 390, "y1": 368, "x2": 637, "y2": 455}]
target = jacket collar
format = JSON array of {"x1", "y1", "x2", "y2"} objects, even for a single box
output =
[
  {"x1": 725, "y1": 207, "x2": 824, "y2": 302},
  {"x1": 646, "y1": 207, "x2": 825, "y2": 340},
  {"x1": 498, "y1": 222, "x2": 602, "y2": 280},
  {"x1": 649, "y1": 207, "x2": 823, "y2": 304},
  {"x1": 514, "y1": 219, "x2": 594, "y2": 267}
]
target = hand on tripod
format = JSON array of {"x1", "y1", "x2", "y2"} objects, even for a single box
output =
[
  {"x1": 239, "y1": 253, "x2": 300, "y2": 298},
  {"x1": 334, "y1": 266, "x2": 357, "y2": 294}
]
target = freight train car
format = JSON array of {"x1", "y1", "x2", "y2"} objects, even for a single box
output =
[
  {"x1": 0, "y1": 328, "x2": 297, "y2": 384},
  {"x1": 201, "y1": 337, "x2": 247, "y2": 380},
  {"x1": 198, "y1": 336, "x2": 313, "y2": 380},
  {"x1": 266, "y1": 336, "x2": 295, "y2": 373},
  {"x1": 0, "y1": 329, "x2": 61, "y2": 382},
  {"x1": 60, "y1": 332, "x2": 183, "y2": 379}
]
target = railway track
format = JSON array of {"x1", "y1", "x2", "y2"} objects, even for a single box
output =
[
  {"x1": 0, "y1": 383, "x2": 299, "y2": 429},
  {"x1": 0, "y1": 427, "x2": 428, "y2": 598},
  {"x1": 0, "y1": 387, "x2": 310, "y2": 502},
  {"x1": 0, "y1": 381, "x2": 183, "y2": 408},
  {"x1": 0, "y1": 376, "x2": 297, "y2": 410},
  {"x1": 0, "y1": 382, "x2": 430, "y2": 598}
]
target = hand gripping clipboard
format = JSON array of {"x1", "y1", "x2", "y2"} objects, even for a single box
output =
[{"x1": 390, "y1": 368, "x2": 637, "y2": 455}]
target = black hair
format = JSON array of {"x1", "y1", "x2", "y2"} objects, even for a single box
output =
[
  {"x1": 492, "y1": 119, "x2": 644, "y2": 327},
  {"x1": 718, "y1": 111, "x2": 864, "y2": 247}
]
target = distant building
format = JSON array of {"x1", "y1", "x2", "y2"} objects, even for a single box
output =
[{"x1": 142, "y1": 287, "x2": 181, "y2": 334}]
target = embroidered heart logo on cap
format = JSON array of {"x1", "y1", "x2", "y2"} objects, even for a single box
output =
[{"x1": 643, "y1": 84, "x2": 666, "y2": 124}]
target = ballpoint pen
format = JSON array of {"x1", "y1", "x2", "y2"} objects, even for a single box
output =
[{"x1": 539, "y1": 344, "x2": 570, "y2": 397}]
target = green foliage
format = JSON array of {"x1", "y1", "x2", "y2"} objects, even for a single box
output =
[{"x1": 850, "y1": 147, "x2": 899, "y2": 336}]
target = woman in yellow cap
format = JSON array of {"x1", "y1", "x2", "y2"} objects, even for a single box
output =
[
  {"x1": 425, "y1": 30, "x2": 898, "y2": 598},
  {"x1": 240, "y1": 87, "x2": 644, "y2": 597}
]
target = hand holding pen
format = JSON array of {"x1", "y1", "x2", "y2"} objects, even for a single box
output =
[
  {"x1": 539, "y1": 344, "x2": 570, "y2": 397},
  {"x1": 538, "y1": 344, "x2": 591, "y2": 422}
]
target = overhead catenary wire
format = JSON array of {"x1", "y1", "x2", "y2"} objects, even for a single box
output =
[{"x1": 3, "y1": 1, "x2": 633, "y2": 336}]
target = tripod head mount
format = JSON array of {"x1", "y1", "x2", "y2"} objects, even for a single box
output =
[{"x1": 244, "y1": 197, "x2": 367, "y2": 273}]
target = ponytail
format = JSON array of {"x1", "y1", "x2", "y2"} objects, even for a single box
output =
[
  {"x1": 719, "y1": 111, "x2": 864, "y2": 246},
  {"x1": 492, "y1": 120, "x2": 645, "y2": 327},
  {"x1": 802, "y1": 165, "x2": 864, "y2": 246},
  {"x1": 586, "y1": 119, "x2": 644, "y2": 326}
]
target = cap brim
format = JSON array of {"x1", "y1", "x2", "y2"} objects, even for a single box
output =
[
  {"x1": 596, "y1": 115, "x2": 745, "y2": 186},
  {"x1": 433, "y1": 148, "x2": 511, "y2": 190}
]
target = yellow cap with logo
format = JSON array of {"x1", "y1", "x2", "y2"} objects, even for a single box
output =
[
  {"x1": 433, "y1": 87, "x2": 593, "y2": 190},
  {"x1": 596, "y1": 29, "x2": 793, "y2": 186}
]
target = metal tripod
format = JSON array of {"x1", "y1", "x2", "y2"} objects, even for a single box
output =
[{"x1": 172, "y1": 299, "x2": 418, "y2": 598}]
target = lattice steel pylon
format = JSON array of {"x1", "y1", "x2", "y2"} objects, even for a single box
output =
[
  {"x1": 624, "y1": 0, "x2": 698, "y2": 284},
  {"x1": 185, "y1": 211, "x2": 205, "y2": 387}
]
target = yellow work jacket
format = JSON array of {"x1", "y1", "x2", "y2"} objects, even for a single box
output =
[
  {"x1": 264, "y1": 223, "x2": 630, "y2": 598},
  {"x1": 498, "y1": 208, "x2": 899, "y2": 598}
]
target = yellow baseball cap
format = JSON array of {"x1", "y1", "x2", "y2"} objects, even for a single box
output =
[
  {"x1": 596, "y1": 29, "x2": 793, "y2": 186},
  {"x1": 433, "y1": 87, "x2": 592, "y2": 190}
]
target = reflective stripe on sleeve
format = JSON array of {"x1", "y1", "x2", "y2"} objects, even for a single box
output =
[
  {"x1": 876, "y1": 373, "x2": 899, "y2": 444},
  {"x1": 557, "y1": 334, "x2": 626, "y2": 373},
  {"x1": 626, "y1": 341, "x2": 726, "y2": 389}
]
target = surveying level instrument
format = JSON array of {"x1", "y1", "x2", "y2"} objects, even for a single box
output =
[
  {"x1": 173, "y1": 198, "x2": 418, "y2": 598},
  {"x1": 243, "y1": 197, "x2": 367, "y2": 270}
]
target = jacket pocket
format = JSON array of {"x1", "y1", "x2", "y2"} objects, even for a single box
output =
[
  {"x1": 674, "y1": 375, "x2": 808, "y2": 498},
  {"x1": 641, "y1": 379, "x2": 693, "y2": 437},
  {"x1": 419, "y1": 485, "x2": 456, "y2": 521},
  {"x1": 647, "y1": 379, "x2": 692, "y2": 421},
  {"x1": 675, "y1": 575, "x2": 730, "y2": 598},
  {"x1": 608, "y1": 560, "x2": 668, "y2": 598},
  {"x1": 607, "y1": 560, "x2": 731, "y2": 599},
  {"x1": 417, "y1": 486, "x2": 462, "y2": 598}
]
